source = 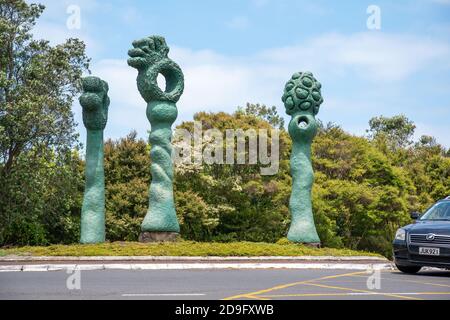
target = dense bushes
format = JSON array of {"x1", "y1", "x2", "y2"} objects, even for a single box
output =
[
  {"x1": 1, "y1": 104, "x2": 449, "y2": 258},
  {"x1": 104, "y1": 131, "x2": 150, "y2": 241},
  {"x1": 0, "y1": 149, "x2": 83, "y2": 245},
  {"x1": 83, "y1": 108, "x2": 448, "y2": 258},
  {"x1": 2, "y1": 2, "x2": 449, "y2": 258}
]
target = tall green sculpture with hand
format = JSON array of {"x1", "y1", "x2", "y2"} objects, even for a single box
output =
[
  {"x1": 282, "y1": 72, "x2": 323, "y2": 245},
  {"x1": 128, "y1": 35, "x2": 184, "y2": 242},
  {"x1": 79, "y1": 76, "x2": 110, "y2": 243}
]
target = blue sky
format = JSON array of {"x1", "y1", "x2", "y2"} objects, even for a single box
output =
[{"x1": 31, "y1": 0, "x2": 450, "y2": 148}]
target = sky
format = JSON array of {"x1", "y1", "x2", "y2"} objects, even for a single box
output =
[{"x1": 29, "y1": 0, "x2": 450, "y2": 148}]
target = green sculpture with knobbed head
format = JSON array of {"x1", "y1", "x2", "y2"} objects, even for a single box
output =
[
  {"x1": 128, "y1": 35, "x2": 184, "y2": 241},
  {"x1": 79, "y1": 76, "x2": 110, "y2": 244},
  {"x1": 282, "y1": 71, "x2": 323, "y2": 245}
]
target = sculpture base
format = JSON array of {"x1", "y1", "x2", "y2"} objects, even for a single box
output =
[
  {"x1": 301, "y1": 242, "x2": 321, "y2": 248},
  {"x1": 139, "y1": 231, "x2": 179, "y2": 243}
]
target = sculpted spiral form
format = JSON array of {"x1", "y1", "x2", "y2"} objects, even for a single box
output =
[{"x1": 128, "y1": 36, "x2": 184, "y2": 235}]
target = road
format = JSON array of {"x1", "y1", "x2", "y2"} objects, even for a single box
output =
[{"x1": 1, "y1": 268, "x2": 450, "y2": 300}]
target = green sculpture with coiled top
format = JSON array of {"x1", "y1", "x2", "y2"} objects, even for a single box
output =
[{"x1": 128, "y1": 35, "x2": 184, "y2": 242}]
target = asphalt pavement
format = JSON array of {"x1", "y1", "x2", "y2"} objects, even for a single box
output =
[{"x1": 1, "y1": 268, "x2": 449, "y2": 300}]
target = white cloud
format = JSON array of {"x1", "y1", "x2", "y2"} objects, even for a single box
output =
[
  {"x1": 33, "y1": 20, "x2": 99, "y2": 55},
  {"x1": 24, "y1": 1, "x2": 450, "y2": 148},
  {"x1": 259, "y1": 32, "x2": 450, "y2": 81},
  {"x1": 31, "y1": 0, "x2": 101, "y2": 56},
  {"x1": 171, "y1": 47, "x2": 255, "y2": 115},
  {"x1": 74, "y1": 31, "x2": 450, "y2": 147},
  {"x1": 89, "y1": 60, "x2": 148, "y2": 137}
]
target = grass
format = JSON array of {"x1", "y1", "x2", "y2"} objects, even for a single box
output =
[{"x1": 1, "y1": 240, "x2": 381, "y2": 257}]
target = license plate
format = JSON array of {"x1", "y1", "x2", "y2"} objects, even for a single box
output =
[{"x1": 419, "y1": 247, "x2": 440, "y2": 256}]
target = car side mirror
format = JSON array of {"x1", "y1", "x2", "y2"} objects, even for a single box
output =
[{"x1": 410, "y1": 212, "x2": 421, "y2": 220}]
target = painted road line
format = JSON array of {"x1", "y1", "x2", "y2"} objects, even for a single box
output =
[
  {"x1": 259, "y1": 292, "x2": 450, "y2": 298},
  {"x1": 346, "y1": 292, "x2": 450, "y2": 296},
  {"x1": 222, "y1": 270, "x2": 367, "y2": 300},
  {"x1": 122, "y1": 293, "x2": 206, "y2": 297},
  {"x1": 348, "y1": 273, "x2": 450, "y2": 289},
  {"x1": 245, "y1": 295, "x2": 270, "y2": 300},
  {"x1": 302, "y1": 282, "x2": 422, "y2": 300}
]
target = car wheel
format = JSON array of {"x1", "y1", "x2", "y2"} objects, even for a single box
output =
[{"x1": 395, "y1": 265, "x2": 421, "y2": 274}]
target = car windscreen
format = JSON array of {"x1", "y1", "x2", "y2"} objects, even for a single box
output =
[{"x1": 420, "y1": 201, "x2": 450, "y2": 221}]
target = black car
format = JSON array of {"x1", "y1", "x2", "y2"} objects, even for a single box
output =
[{"x1": 393, "y1": 197, "x2": 450, "y2": 274}]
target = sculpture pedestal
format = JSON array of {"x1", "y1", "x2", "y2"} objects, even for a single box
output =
[{"x1": 139, "y1": 231, "x2": 179, "y2": 242}]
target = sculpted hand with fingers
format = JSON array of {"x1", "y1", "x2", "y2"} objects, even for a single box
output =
[{"x1": 79, "y1": 76, "x2": 110, "y2": 244}]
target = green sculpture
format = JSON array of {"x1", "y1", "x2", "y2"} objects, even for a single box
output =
[
  {"x1": 282, "y1": 72, "x2": 323, "y2": 245},
  {"x1": 128, "y1": 35, "x2": 184, "y2": 241},
  {"x1": 79, "y1": 76, "x2": 110, "y2": 243}
]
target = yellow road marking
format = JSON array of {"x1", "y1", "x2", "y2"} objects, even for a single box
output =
[
  {"x1": 261, "y1": 293, "x2": 354, "y2": 297},
  {"x1": 310, "y1": 270, "x2": 369, "y2": 281},
  {"x1": 302, "y1": 282, "x2": 423, "y2": 300},
  {"x1": 244, "y1": 295, "x2": 270, "y2": 300},
  {"x1": 421, "y1": 282, "x2": 450, "y2": 288},
  {"x1": 222, "y1": 270, "x2": 366, "y2": 300},
  {"x1": 259, "y1": 292, "x2": 450, "y2": 298},
  {"x1": 349, "y1": 274, "x2": 450, "y2": 289}
]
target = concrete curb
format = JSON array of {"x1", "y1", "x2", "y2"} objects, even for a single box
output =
[
  {"x1": 0, "y1": 255, "x2": 388, "y2": 262},
  {"x1": 0, "y1": 262, "x2": 395, "y2": 272},
  {"x1": 0, "y1": 255, "x2": 393, "y2": 272}
]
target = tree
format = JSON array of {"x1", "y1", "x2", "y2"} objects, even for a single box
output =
[
  {"x1": 174, "y1": 110, "x2": 290, "y2": 242},
  {"x1": 312, "y1": 124, "x2": 412, "y2": 256},
  {"x1": 406, "y1": 136, "x2": 450, "y2": 206},
  {"x1": 240, "y1": 103, "x2": 285, "y2": 129},
  {"x1": 0, "y1": 1, "x2": 89, "y2": 245},
  {"x1": 367, "y1": 115, "x2": 416, "y2": 150},
  {"x1": 104, "y1": 131, "x2": 150, "y2": 241}
]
